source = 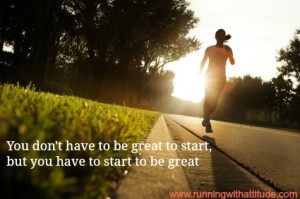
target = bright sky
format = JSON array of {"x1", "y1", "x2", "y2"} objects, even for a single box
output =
[{"x1": 166, "y1": 0, "x2": 300, "y2": 102}]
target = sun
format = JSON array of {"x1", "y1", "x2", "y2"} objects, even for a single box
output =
[
  {"x1": 172, "y1": 72, "x2": 205, "y2": 103},
  {"x1": 165, "y1": 53, "x2": 205, "y2": 103}
]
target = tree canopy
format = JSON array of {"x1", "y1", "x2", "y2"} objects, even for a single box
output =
[
  {"x1": 0, "y1": 0, "x2": 200, "y2": 106},
  {"x1": 277, "y1": 29, "x2": 300, "y2": 83}
]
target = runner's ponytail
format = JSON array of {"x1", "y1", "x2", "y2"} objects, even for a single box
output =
[{"x1": 224, "y1": 34, "x2": 231, "y2": 42}]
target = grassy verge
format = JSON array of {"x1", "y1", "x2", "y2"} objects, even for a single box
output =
[{"x1": 0, "y1": 84, "x2": 160, "y2": 199}]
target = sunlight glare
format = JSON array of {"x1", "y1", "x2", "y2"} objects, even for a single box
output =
[
  {"x1": 166, "y1": 53, "x2": 205, "y2": 103},
  {"x1": 172, "y1": 72, "x2": 204, "y2": 103}
]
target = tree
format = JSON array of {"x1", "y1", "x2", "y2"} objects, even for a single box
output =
[
  {"x1": 285, "y1": 84, "x2": 300, "y2": 125},
  {"x1": 215, "y1": 76, "x2": 278, "y2": 123},
  {"x1": 260, "y1": 81, "x2": 276, "y2": 123},
  {"x1": 56, "y1": 0, "x2": 200, "y2": 103},
  {"x1": 225, "y1": 76, "x2": 266, "y2": 121},
  {"x1": 277, "y1": 29, "x2": 300, "y2": 82},
  {"x1": 0, "y1": 0, "x2": 61, "y2": 88},
  {"x1": 1, "y1": 0, "x2": 200, "y2": 107},
  {"x1": 59, "y1": 0, "x2": 200, "y2": 73},
  {"x1": 276, "y1": 29, "x2": 300, "y2": 125},
  {"x1": 29, "y1": 0, "x2": 61, "y2": 89},
  {"x1": 270, "y1": 75, "x2": 293, "y2": 122}
]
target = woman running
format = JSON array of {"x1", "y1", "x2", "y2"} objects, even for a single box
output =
[{"x1": 200, "y1": 29, "x2": 235, "y2": 132}]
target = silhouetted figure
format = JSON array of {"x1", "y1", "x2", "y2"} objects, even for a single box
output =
[{"x1": 200, "y1": 29, "x2": 235, "y2": 132}]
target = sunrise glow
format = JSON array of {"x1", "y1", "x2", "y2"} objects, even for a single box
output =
[
  {"x1": 166, "y1": 53, "x2": 205, "y2": 102},
  {"x1": 166, "y1": 0, "x2": 300, "y2": 103}
]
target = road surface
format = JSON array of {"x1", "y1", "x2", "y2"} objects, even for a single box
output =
[{"x1": 165, "y1": 114, "x2": 300, "y2": 193}]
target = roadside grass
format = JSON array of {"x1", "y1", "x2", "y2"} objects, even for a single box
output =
[{"x1": 0, "y1": 83, "x2": 160, "y2": 199}]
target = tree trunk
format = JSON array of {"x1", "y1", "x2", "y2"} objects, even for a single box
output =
[{"x1": 29, "y1": 0, "x2": 60, "y2": 89}]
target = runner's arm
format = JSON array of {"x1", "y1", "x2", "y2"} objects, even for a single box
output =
[
  {"x1": 200, "y1": 48, "x2": 209, "y2": 72},
  {"x1": 228, "y1": 53, "x2": 235, "y2": 65},
  {"x1": 225, "y1": 45, "x2": 235, "y2": 65}
]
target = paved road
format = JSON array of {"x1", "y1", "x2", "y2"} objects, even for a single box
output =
[
  {"x1": 117, "y1": 115, "x2": 277, "y2": 198},
  {"x1": 165, "y1": 114, "x2": 300, "y2": 193}
]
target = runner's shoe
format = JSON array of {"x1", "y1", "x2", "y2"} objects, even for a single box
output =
[
  {"x1": 205, "y1": 121, "x2": 213, "y2": 133},
  {"x1": 206, "y1": 126, "x2": 213, "y2": 133}
]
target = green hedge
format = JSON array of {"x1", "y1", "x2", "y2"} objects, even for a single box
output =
[{"x1": 0, "y1": 84, "x2": 159, "y2": 199}]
